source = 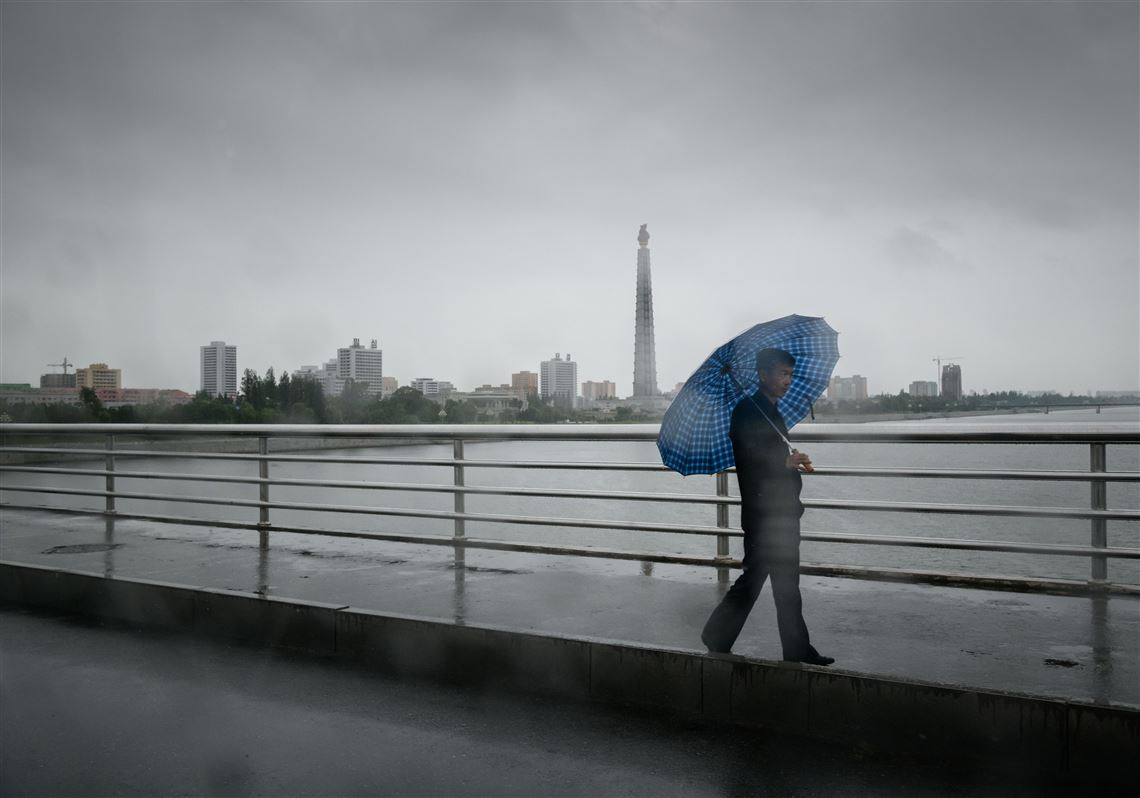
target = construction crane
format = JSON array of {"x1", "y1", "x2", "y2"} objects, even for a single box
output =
[
  {"x1": 46, "y1": 357, "x2": 73, "y2": 374},
  {"x1": 932, "y1": 355, "x2": 964, "y2": 395}
]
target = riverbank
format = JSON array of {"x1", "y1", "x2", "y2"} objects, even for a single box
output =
[{"x1": 806, "y1": 407, "x2": 1064, "y2": 424}]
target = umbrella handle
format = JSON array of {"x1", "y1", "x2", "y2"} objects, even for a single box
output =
[{"x1": 789, "y1": 446, "x2": 814, "y2": 473}]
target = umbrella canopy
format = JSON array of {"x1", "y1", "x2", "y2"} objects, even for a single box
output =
[{"x1": 657, "y1": 314, "x2": 840, "y2": 476}]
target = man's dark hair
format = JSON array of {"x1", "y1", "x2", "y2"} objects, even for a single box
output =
[{"x1": 756, "y1": 348, "x2": 795, "y2": 374}]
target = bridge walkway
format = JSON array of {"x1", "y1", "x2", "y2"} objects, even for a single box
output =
[{"x1": 2, "y1": 508, "x2": 1136, "y2": 708}]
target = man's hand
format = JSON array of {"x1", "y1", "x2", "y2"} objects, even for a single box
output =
[{"x1": 786, "y1": 449, "x2": 813, "y2": 473}]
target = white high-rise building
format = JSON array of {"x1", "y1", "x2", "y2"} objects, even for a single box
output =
[
  {"x1": 410, "y1": 377, "x2": 455, "y2": 399},
  {"x1": 336, "y1": 338, "x2": 383, "y2": 396},
  {"x1": 540, "y1": 353, "x2": 578, "y2": 408},
  {"x1": 200, "y1": 341, "x2": 237, "y2": 398}
]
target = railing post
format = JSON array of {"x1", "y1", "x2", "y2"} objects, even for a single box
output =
[
  {"x1": 1090, "y1": 442, "x2": 1107, "y2": 582},
  {"x1": 453, "y1": 438, "x2": 465, "y2": 566},
  {"x1": 104, "y1": 434, "x2": 115, "y2": 515},
  {"x1": 715, "y1": 471, "x2": 731, "y2": 584},
  {"x1": 258, "y1": 435, "x2": 270, "y2": 548}
]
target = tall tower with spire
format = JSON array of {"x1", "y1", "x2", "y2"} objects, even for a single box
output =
[{"x1": 632, "y1": 224, "x2": 659, "y2": 398}]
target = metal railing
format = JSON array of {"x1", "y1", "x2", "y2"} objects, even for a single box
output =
[{"x1": 1, "y1": 422, "x2": 1138, "y2": 596}]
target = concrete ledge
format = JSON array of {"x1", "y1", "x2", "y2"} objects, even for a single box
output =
[
  {"x1": 1067, "y1": 701, "x2": 1140, "y2": 775},
  {"x1": 799, "y1": 669, "x2": 1067, "y2": 767},
  {"x1": 338, "y1": 608, "x2": 592, "y2": 699},
  {"x1": 590, "y1": 642, "x2": 704, "y2": 715},
  {"x1": 0, "y1": 562, "x2": 197, "y2": 630},
  {"x1": 193, "y1": 588, "x2": 344, "y2": 653},
  {"x1": 2, "y1": 560, "x2": 1136, "y2": 784},
  {"x1": 0, "y1": 561, "x2": 343, "y2": 654}
]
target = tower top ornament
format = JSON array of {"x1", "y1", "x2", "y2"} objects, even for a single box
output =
[{"x1": 638, "y1": 224, "x2": 649, "y2": 247}]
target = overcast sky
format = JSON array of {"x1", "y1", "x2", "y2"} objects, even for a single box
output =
[{"x1": 2, "y1": 1, "x2": 1137, "y2": 397}]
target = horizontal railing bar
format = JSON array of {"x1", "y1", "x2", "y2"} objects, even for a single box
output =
[
  {"x1": 2, "y1": 502, "x2": 723, "y2": 565},
  {"x1": 0, "y1": 485, "x2": 739, "y2": 537},
  {"x1": 0, "y1": 465, "x2": 726, "y2": 503},
  {"x1": 794, "y1": 563, "x2": 1140, "y2": 596},
  {"x1": 0, "y1": 452, "x2": 673, "y2": 471},
  {"x1": 2, "y1": 491, "x2": 1137, "y2": 558},
  {"x1": 800, "y1": 530, "x2": 1140, "y2": 557},
  {"x1": 5, "y1": 450, "x2": 1139, "y2": 483},
  {"x1": 3, "y1": 504, "x2": 1139, "y2": 596},
  {"x1": 808, "y1": 466, "x2": 1140, "y2": 482},
  {"x1": 4, "y1": 478, "x2": 1135, "y2": 521},
  {"x1": 3, "y1": 421, "x2": 1139, "y2": 443},
  {"x1": 803, "y1": 498, "x2": 1139, "y2": 521}
]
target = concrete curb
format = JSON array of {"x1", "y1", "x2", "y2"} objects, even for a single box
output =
[{"x1": 2, "y1": 560, "x2": 1136, "y2": 784}]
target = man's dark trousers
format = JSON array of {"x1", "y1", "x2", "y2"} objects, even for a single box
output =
[
  {"x1": 700, "y1": 390, "x2": 816, "y2": 659},
  {"x1": 701, "y1": 517, "x2": 812, "y2": 658}
]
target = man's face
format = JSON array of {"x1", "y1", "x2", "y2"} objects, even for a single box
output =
[{"x1": 759, "y1": 364, "x2": 794, "y2": 399}]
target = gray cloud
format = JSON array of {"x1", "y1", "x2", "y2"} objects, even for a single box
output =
[
  {"x1": 1, "y1": 1, "x2": 1136, "y2": 396},
  {"x1": 885, "y1": 227, "x2": 962, "y2": 272}
]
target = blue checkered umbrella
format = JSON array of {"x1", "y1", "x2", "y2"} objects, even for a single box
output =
[{"x1": 657, "y1": 315, "x2": 840, "y2": 475}]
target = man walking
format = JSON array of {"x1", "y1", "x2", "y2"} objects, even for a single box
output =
[{"x1": 700, "y1": 347, "x2": 834, "y2": 666}]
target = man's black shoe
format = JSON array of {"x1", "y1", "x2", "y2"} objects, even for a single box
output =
[
  {"x1": 793, "y1": 653, "x2": 835, "y2": 666},
  {"x1": 701, "y1": 633, "x2": 731, "y2": 654}
]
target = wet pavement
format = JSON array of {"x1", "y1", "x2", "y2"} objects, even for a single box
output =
[
  {"x1": 0, "y1": 606, "x2": 1087, "y2": 798},
  {"x1": 1, "y1": 508, "x2": 1137, "y2": 708}
]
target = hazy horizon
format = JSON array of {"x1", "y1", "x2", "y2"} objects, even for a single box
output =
[{"x1": 2, "y1": 2, "x2": 1137, "y2": 397}]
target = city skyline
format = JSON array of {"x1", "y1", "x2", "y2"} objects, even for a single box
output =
[
  {"x1": 2, "y1": 3, "x2": 1136, "y2": 397},
  {"x1": 20, "y1": 342, "x2": 1121, "y2": 402},
  {"x1": 9, "y1": 324, "x2": 1131, "y2": 401}
]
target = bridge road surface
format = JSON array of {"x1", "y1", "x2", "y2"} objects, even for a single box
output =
[{"x1": 0, "y1": 607, "x2": 1086, "y2": 798}]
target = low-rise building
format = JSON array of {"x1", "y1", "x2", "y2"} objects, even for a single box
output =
[
  {"x1": 40, "y1": 373, "x2": 77, "y2": 389},
  {"x1": 293, "y1": 360, "x2": 345, "y2": 398},
  {"x1": 0, "y1": 386, "x2": 191, "y2": 407},
  {"x1": 94, "y1": 388, "x2": 193, "y2": 408},
  {"x1": 0, "y1": 387, "x2": 82, "y2": 406},
  {"x1": 908, "y1": 381, "x2": 938, "y2": 397},
  {"x1": 448, "y1": 390, "x2": 526, "y2": 417},
  {"x1": 76, "y1": 363, "x2": 122, "y2": 390},
  {"x1": 474, "y1": 383, "x2": 513, "y2": 393},
  {"x1": 581, "y1": 380, "x2": 617, "y2": 401},
  {"x1": 411, "y1": 377, "x2": 455, "y2": 400}
]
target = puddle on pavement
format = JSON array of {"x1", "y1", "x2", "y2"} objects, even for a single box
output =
[
  {"x1": 446, "y1": 563, "x2": 530, "y2": 575},
  {"x1": 43, "y1": 543, "x2": 123, "y2": 555}
]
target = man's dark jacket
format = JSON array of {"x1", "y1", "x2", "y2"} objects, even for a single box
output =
[{"x1": 730, "y1": 392, "x2": 804, "y2": 533}]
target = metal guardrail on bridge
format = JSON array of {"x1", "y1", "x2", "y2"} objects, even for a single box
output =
[{"x1": 1, "y1": 422, "x2": 1138, "y2": 595}]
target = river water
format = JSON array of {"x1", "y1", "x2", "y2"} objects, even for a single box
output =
[{"x1": 2, "y1": 406, "x2": 1137, "y2": 585}]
